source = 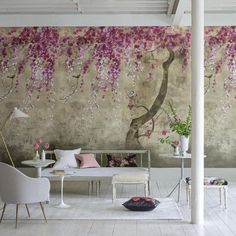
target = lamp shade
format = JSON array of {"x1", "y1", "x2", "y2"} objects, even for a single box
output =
[{"x1": 10, "y1": 107, "x2": 29, "y2": 120}]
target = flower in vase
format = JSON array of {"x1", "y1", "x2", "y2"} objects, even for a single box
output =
[
  {"x1": 159, "y1": 129, "x2": 179, "y2": 148},
  {"x1": 163, "y1": 101, "x2": 192, "y2": 138},
  {"x1": 33, "y1": 138, "x2": 50, "y2": 155}
]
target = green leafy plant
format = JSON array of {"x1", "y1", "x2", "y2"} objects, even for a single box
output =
[{"x1": 164, "y1": 101, "x2": 192, "y2": 137}]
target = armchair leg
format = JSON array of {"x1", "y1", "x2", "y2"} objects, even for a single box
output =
[
  {"x1": 25, "y1": 204, "x2": 30, "y2": 218},
  {"x1": 39, "y1": 202, "x2": 47, "y2": 223},
  {"x1": 15, "y1": 204, "x2": 19, "y2": 229},
  {"x1": 0, "y1": 203, "x2": 6, "y2": 223}
]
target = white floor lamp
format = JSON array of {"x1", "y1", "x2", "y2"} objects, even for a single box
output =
[{"x1": 0, "y1": 107, "x2": 29, "y2": 167}]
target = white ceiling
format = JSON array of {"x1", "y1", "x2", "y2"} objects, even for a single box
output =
[{"x1": 0, "y1": 0, "x2": 236, "y2": 26}]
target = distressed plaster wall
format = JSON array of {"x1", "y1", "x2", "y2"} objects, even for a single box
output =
[{"x1": 0, "y1": 27, "x2": 236, "y2": 167}]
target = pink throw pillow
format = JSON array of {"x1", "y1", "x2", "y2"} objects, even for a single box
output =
[{"x1": 76, "y1": 154, "x2": 100, "y2": 168}]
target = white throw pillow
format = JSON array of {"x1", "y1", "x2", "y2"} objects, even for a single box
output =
[{"x1": 53, "y1": 148, "x2": 81, "y2": 169}]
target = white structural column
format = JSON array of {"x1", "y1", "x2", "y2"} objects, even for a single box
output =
[{"x1": 191, "y1": 0, "x2": 205, "y2": 224}]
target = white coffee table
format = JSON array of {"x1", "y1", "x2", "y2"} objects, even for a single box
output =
[{"x1": 21, "y1": 159, "x2": 55, "y2": 177}]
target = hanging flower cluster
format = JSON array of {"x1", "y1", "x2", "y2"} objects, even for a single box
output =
[{"x1": 1, "y1": 26, "x2": 236, "y2": 102}]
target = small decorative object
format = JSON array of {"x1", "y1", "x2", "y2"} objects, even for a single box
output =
[
  {"x1": 173, "y1": 145, "x2": 180, "y2": 156},
  {"x1": 33, "y1": 138, "x2": 50, "y2": 160},
  {"x1": 123, "y1": 197, "x2": 160, "y2": 211}
]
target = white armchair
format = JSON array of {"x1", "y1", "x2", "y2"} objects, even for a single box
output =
[{"x1": 0, "y1": 162, "x2": 50, "y2": 228}]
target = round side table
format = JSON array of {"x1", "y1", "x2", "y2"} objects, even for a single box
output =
[
  {"x1": 21, "y1": 159, "x2": 55, "y2": 177},
  {"x1": 50, "y1": 170, "x2": 75, "y2": 208}
]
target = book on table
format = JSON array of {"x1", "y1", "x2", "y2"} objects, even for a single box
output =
[{"x1": 50, "y1": 169, "x2": 65, "y2": 175}]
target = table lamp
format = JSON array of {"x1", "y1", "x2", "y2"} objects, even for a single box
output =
[{"x1": 0, "y1": 107, "x2": 29, "y2": 167}]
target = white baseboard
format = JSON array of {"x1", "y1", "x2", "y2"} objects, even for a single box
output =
[{"x1": 150, "y1": 168, "x2": 236, "y2": 182}]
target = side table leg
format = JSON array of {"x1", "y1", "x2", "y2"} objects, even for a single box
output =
[
  {"x1": 178, "y1": 179, "x2": 182, "y2": 202},
  {"x1": 37, "y1": 167, "x2": 42, "y2": 178},
  {"x1": 167, "y1": 182, "x2": 180, "y2": 198}
]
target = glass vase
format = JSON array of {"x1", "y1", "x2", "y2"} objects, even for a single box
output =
[{"x1": 33, "y1": 150, "x2": 40, "y2": 161}]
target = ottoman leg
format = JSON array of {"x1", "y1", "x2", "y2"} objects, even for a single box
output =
[
  {"x1": 224, "y1": 187, "x2": 228, "y2": 209},
  {"x1": 144, "y1": 182, "x2": 148, "y2": 196},
  {"x1": 219, "y1": 188, "x2": 222, "y2": 206}
]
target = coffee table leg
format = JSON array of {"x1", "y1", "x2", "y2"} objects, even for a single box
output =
[{"x1": 56, "y1": 175, "x2": 70, "y2": 208}]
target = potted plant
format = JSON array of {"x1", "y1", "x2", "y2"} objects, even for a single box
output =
[{"x1": 164, "y1": 101, "x2": 192, "y2": 155}]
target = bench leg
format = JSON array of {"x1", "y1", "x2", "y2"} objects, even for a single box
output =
[
  {"x1": 144, "y1": 183, "x2": 148, "y2": 197},
  {"x1": 96, "y1": 181, "x2": 100, "y2": 197},
  {"x1": 148, "y1": 180, "x2": 151, "y2": 196},
  {"x1": 99, "y1": 181, "x2": 101, "y2": 194},
  {"x1": 88, "y1": 181, "x2": 92, "y2": 196},
  {"x1": 112, "y1": 183, "x2": 116, "y2": 202}
]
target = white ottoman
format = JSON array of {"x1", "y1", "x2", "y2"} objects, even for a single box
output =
[
  {"x1": 186, "y1": 177, "x2": 228, "y2": 209},
  {"x1": 112, "y1": 173, "x2": 149, "y2": 201}
]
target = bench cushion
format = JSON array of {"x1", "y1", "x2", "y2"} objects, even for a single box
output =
[
  {"x1": 54, "y1": 148, "x2": 81, "y2": 169},
  {"x1": 186, "y1": 177, "x2": 228, "y2": 185},
  {"x1": 112, "y1": 173, "x2": 149, "y2": 183},
  {"x1": 76, "y1": 154, "x2": 100, "y2": 169},
  {"x1": 107, "y1": 154, "x2": 137, "y2": 167}
]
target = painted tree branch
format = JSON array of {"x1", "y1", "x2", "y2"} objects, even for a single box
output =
[
  {"x1": 204, "y1": 74, "x2": 213, "y2": 94},
  {"x1": 126, "y1": 48, "x2": 175, "y2": 148},
  {"x1": 60, "y1": 74, "x2": 80, "y2": 103},
  {"x1": 135, "y1": 105, "x2": 155, "y2": 138}
]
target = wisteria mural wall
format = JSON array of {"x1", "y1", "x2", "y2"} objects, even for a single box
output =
[{"x1": 0, "y1": 27, "x2": 236, "y2": 167}]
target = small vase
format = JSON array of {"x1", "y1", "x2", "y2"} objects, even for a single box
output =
[
  {"x1": 179, "y1": 135, "x2": 189, "y2": 156},
  {"x1": 41, "y1": 150, "x2": 46, "y2": 161},
  {"x1": 33, "y1": 150, "x2": 40, "y2": 161},
  {"x1": 173, "y1": 146, "x2": 180, "y2": 156}
]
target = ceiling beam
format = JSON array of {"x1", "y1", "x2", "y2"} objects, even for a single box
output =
[
  {"x1": 171, "y1": 0, "x2": 187, "y2": 25},
  {"x1": 0, "y1": 14, "x2": 172, "y2": 27},
  {"x1": 167, "y1": 0, "x2": 176, "y2": 15}
]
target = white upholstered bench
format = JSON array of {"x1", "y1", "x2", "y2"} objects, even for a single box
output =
[
  {"x1": 186, "y1": 177, "x2": 228, "y2": 209},
  {"x1": 112, "y1": 173, "x2": 149, "y2": 201},
  {"x1": 43, "y1": 150, "x2": 151, "y2": 197}
]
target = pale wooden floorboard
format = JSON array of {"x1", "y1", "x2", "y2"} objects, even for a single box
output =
[
  {"x1": 88, "y1": 221, "x2": 115, "y2": 236},
  {"x1": 113, "y1": 221, "x2": 136, "y2": 236}
]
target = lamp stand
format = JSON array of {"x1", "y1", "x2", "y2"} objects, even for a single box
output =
[
  {"x1": 1, "y1": 107, "x2": 29, "y2": 168},
  {"x1": 0, "y1": 130, "x2": 15, "y2": 167}
]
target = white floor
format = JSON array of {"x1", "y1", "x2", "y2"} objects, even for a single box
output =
[{"x1": 1, "y1": 168, "x2": 236, "y2": 236}]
